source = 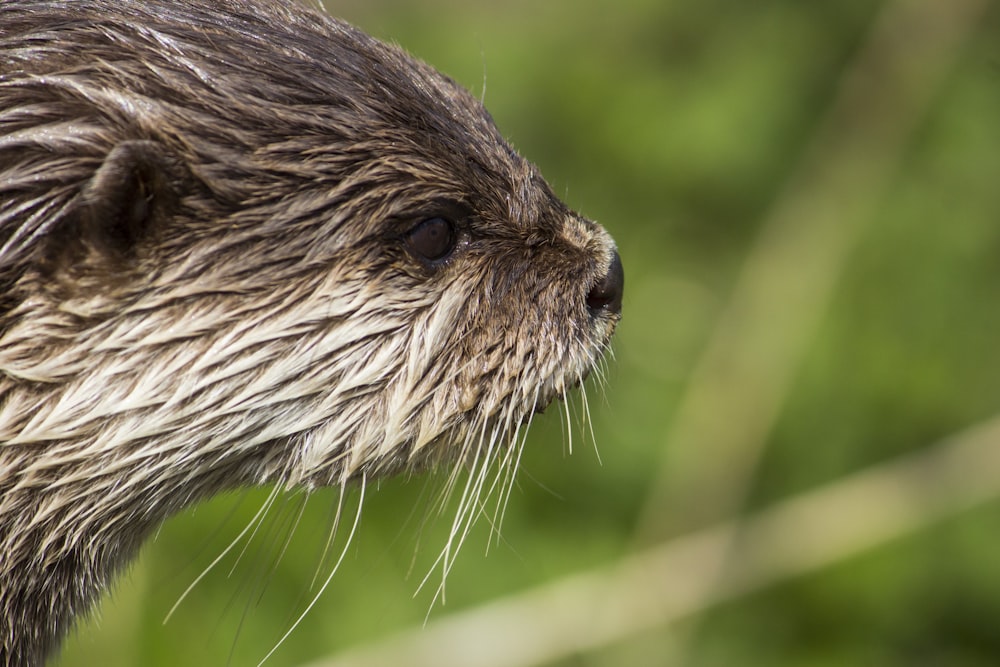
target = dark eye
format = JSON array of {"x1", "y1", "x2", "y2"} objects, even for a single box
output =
[{"x1": 405, "y1": 217, "x2": 456, "y2": 262}]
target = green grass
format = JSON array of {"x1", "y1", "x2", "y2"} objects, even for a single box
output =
[{"x1": 57, "y1": 0, "x2": 1000, "y2": 665}]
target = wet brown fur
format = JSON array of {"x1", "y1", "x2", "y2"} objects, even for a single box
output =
[{"x1": 0, "y1": 1, "x2": 622, "y2": 664}]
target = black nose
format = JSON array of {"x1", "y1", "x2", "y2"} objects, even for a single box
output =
[{"x1": 586, "y1": 250, "x2": 624, "y2": 315}]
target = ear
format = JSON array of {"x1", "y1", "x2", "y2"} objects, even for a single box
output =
[
  {"x1": 4, "y1": 140, "x2": 192, "y2": 318},
  {"x1": 76, "y1": 139, "x2": 189, "y2": 262}
]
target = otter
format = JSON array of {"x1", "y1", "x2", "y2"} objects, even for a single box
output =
[{"x1": 0, "y1": 0, "x2": 623, "y2": 664}]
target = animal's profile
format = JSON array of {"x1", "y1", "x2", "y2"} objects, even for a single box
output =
[{"x1": 0, "y1": 1, "x2": 623, "y2": 663}]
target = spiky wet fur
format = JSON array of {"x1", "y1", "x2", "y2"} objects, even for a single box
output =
[{"x1": 0, "y1": 1, "x2": 620, "y2": 664}]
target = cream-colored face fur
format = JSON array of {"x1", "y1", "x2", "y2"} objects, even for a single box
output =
[{"x1": 0, "y1": 0, "x2": 622, "y2": 663}]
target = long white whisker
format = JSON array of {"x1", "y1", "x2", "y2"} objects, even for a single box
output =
[
  {"x1": 436, "y1": 452, "x2": 490, "y2": 601},
  {"x1": 227, "y1": 490, "x2": 311, "y2": 666},
  {"x1": 562, "y1": 389, "x2": 574, "y2": 456},
  {"x1": 484, "y1": 397, "x2": 530, "y2": 553},
  {"x1": 416, "y1": 419, "x2": 488, "y2": 598},
  {"x1": 426, "y1": 415, "x2": 505, "y2": 611},
  {"x1": 484, "y1": 427, "x2": 519, "y2": 553},
  {"x1": 165, "y1": 485, "x2": 282, "y2": 624},
  {"x1": 440, "y1": 416, "x2": 505, "y2": 578},
  {"x1": 309, "y1": 486, "x2": 347, "y2": 591},
  {"x1": 493, "y1": 403, "x2": 534, "y2": 550},
  {"x1": 257, "y1": 475, "x2": 366, "y2": 667},
  {"x1": 578, "y1": 383, "x2": 601, "y2": 466},
  {"x1": 433, "y1": 412, "x2": 487, "y2": 518},
  {"x1": 262, "y1": 489, "x2": 311, "y2": 599},
  {"x1": 227, "y1": 489, "x2": 294, "y2": 579}
]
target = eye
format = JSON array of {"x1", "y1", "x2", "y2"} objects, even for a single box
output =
[{"x1": 404, "y1": 216, "x2": 456, "y2": 263}]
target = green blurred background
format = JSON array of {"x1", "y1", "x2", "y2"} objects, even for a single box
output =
[{"x1": 57, "y1": 0, "x2": 1000, "y2": 665}]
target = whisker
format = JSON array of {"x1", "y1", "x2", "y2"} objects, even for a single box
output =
[
  {"x1": 257, "y1": 475, "x2": 366, "y2": 666},
  {"x1": 186, "y1": 488, "x2": 309, "y2": 663},
  {"x1": 226, "y1": 489, "x2": 311, "y2": 662},
  {"x1": 494, "y1": 406, "x2": 533, "y2": 545},
  {"x1": 309, "y1": 485, "x2": 347, "y2": 591},
  {"x1": 228, "y1": 489, "x2": 294, "y2": 579},
  {"x1": 424, "y1": 416, "x2": 504, "y2": 609},
  {"x1": 579, "y1": 383, "x2": 602, "y2": 466},
  {"x1": 438, "y1": 432, "x2": 495, "y2": 598},
  {"x1": 487, "y1": 397, "x2": 533, "y2": 553},
  {"x1": 165, "y1": 485, "x2": 282, "y2": 624},
  {"x1": 261, "y1": 489, "x2": 311, "y2": 603},
  {"x1": 562, "y1": 389, "x2": 574, "y2": 456}
]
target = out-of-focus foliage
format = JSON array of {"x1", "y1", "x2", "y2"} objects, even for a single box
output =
[{"x1": 58, "y1": 0, "x2": 1000, "y2": 666}]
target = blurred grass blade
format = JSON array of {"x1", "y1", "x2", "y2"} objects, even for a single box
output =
[
  {"x1": 636, "y1": 0, "x2": 991, "y2": 539},
  {"x1": 303, "y1": 414, "x2": 1000, "y2": 667}
]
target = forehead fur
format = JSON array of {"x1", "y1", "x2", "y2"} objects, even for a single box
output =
[{"x1": 0, "y1": 0, "x2": 549, "y2": 273}]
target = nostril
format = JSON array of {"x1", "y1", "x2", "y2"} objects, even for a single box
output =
[{"x1": 586, "y1": 250, "x2": 624, "y2": 315}]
